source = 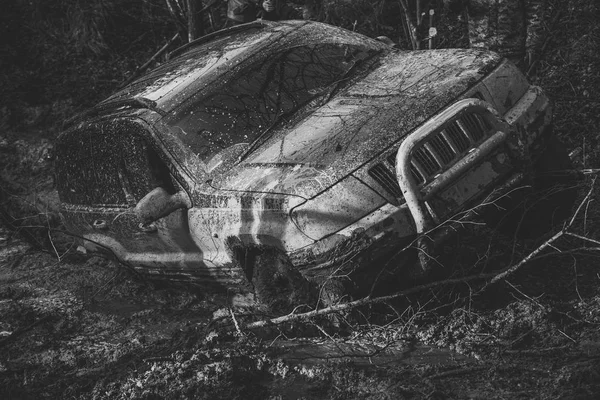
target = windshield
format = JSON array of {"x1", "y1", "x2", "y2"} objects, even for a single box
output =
[{"x1": 165, "y1": 43, "x2": 378, "y2": 163}]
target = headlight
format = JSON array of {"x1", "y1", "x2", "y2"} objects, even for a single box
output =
[
  {"x1": 290, "y1": 175, "x2": 386, "y2": 240},
  {"x1": 482, "y1": 59, "x2": 529, "y2": 115}
]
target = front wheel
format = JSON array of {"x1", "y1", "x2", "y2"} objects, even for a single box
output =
[{"x1": 485, "y1": 136, "x2": 579, "y2": 238}]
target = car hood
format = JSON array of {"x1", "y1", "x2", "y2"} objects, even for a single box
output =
[{"x1": 208, "y1": 49, "x2": 502, "y2": 199}]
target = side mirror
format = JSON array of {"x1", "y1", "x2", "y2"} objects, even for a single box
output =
[{"x1": 135, "y1": 187, "x2": 191, "y2": 224}]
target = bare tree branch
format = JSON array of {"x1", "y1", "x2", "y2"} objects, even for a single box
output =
[
  {"x1": 244, "y1": 178, "x2": 598, "y2": 331},
  {"x1": 398, "y1": 0, "x2": 419, "y2": 49}
]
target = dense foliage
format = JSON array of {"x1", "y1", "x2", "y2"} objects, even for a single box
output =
[{"x1": 0, "y1": 0, "x2": 173, "y2": 132}]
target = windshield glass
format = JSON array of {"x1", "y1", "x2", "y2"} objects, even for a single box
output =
[{"x1": 166, "y1": 43, "x2": 377, "y2": 162}]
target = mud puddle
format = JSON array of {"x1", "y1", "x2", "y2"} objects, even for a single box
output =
[
  {"x1": 85, "y1": 299, "x2": 152, "y2": 318},
  {"x1": 262, "y1": 340, "x2": 477, "y2": 399},
  {"x1": 275, "y1": 339, "x2": 474, "y2": 367}
]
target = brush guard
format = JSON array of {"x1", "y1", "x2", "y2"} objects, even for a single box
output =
[{"x1": 395, "y1": 99, "x2": 529, "y2": 274}]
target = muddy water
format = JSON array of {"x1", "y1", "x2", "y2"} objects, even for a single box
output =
[
  {"x1": 275, "y1": 340, "x2": 474, "y2": 366},
  {"x1": 2, "y1": 224, "x2": 471, "y2": 369},
  {"x1": 266, "y1": 340, "x2": 476, "y2": 399}
]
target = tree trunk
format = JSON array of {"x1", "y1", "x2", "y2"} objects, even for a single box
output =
[{"x1": 186, "y1": 0, "x2": 203, "y2": 42}]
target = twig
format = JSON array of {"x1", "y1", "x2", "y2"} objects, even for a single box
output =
[
  {"x1": 229, "y1": 308, "x2": 243, "y2": 336},
  {"x1": 558, "y1": 329, "x2": 576, "y2": 343},
  {"x1": 507, "y1": 327, "x2": 536, "y2": 348},
  {"x1": 505, "y1": 280, "x2": 546, "y2": 310},
  {"x1": 485, "y1": 178, "x2": 596, "y2": 286},
  {"x1": 527, "y1": 10, "x2": 563, "y2": 77},
  {"x1": 398, "y1": 0, "x2": 419, "y2": 49},
  {"x1": 426, "y1": 366, "x2": 487, "y2": 380},
  {"x1": 47, "y1": 228, "x2": 60, "y2": 261},
  {"x1": 503, "y1": 344, "x2": 570, "y2": 355},
  {"x1": 143, "y1": 357, "x2": 175, "y2": 363},
  {"x1": 90, "y1": 270, "x2": 122, "y2": 299},
  {"x1": 120, "y1": 32, "x2": 180, "y2": 88},
  {"x1": 244, "y1": 273, "x2": 486, "y2": 329},
  {"x1": 488, "y1": 228, "x2": 564, "y2": 285},
  {"x1": 565, "y1": 232, "x2": 600, "y2": 246},
  {"x1": 0, "y1": 316, "x2": 52, "y2": 348},
  {"x1": 313, "y1": 322, "x2": 337, "y2": 342}
]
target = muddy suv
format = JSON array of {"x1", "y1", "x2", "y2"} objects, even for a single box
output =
[{"x1": 56, "y1": 20, "x2": 574, "y2": 310}]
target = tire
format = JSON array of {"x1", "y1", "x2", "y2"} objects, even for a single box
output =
[
  {"x1": 485, "y1": 136, "x2": 579, "y2": 238},
  {"x1": 250, "y1": 247, "x2": 314, "y2": 313}
]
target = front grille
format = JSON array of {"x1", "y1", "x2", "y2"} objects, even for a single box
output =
[
  {"x1": 369, "y1": 162, "x2": 403, "y2": 198},
  {"x1": 368, "y1": 111, "x2": 493, "y2": 198}
]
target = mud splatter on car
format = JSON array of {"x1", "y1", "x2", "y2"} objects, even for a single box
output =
[{"x1": 55, "y1": 20, "x2": 575, "y2": 312}]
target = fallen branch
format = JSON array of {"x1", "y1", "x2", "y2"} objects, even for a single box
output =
[
  {"x1": 244, "y1": 268, "x2": 492, "y2": 330},
  {"x1": 503, "y1": 344, "x2": 570, "y2": 355},
  {"x1": 426, "y1": 366, "x2": 487, "y2": 380},
  {"x1": 488, "y1": 227, "x2": 564, "y2": 285},
  {"x1": 244, "y1": 179, "x2": 597, "y2": 330}
]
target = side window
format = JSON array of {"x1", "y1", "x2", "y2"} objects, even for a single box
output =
[
  {"x1": 122, "y1": 140, "x2": 176, "y2": 201},
  {"x1": 57, "y1": 124, "x2": 174, "y2": 206},
  {"x1": 168, "y1": 43, "x2": 373, "y2": 161}
]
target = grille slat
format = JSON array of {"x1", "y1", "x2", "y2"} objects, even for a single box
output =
[
  {"x1": 461, "y1": 113, "x2": 486, "y2": 141},
  {"x1": 368, "y1": 110, "x2": 494, "y2": 199},
  {"x1": 446, "y1": 121, "x2": 470, "y2": 152},
  {"x1": 455, "y1": 119, "x2": 474, "y2": 142},
  {"x1": 424, "y1": 143, "x2": 445, "y2": 170},
  {"x1": 410, "y1": 160, "x2": 428, "y2": 184},
  {"x1": 410, "y1": 163, "x2": 425, "y2": 185},
  {"x1": 413, "y1": 147, "x2": 439, "y2": 176},
  {"x1": 368, "y1": 163, "x2": 404, "y2": 198},
  {"x1": 429, "y1": 135, "x2": 455, "y2": 165},
  {"x1": 440, "y1": 130, "x2": 459, "y2": 154}
]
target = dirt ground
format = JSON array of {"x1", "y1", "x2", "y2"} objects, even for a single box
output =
[{"x1": 1, "y1": 0, "x2": 600, "y2": 399}]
